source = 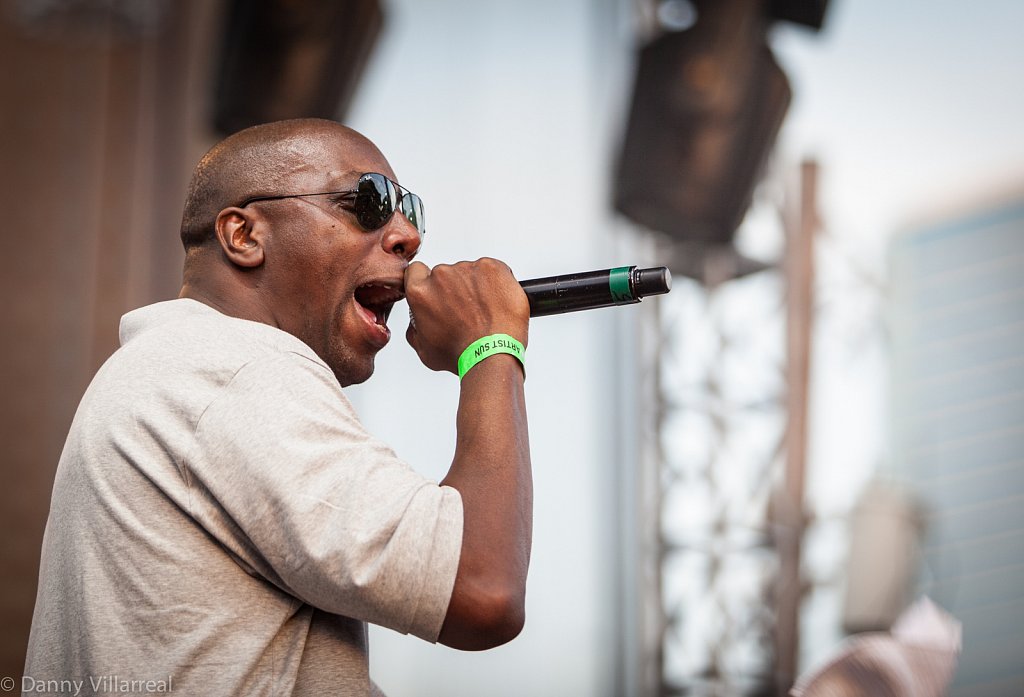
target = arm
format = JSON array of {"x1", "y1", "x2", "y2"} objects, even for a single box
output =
[{"x1": 404, "y1": 258, "x2": 532, "y2": 651}]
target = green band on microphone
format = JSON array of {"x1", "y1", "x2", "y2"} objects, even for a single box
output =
[{"x1": 608, "y1": 266, "x2": 634, "y2": 303}]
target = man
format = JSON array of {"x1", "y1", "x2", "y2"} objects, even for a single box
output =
[{"x1": 25, "y1": 119, "x2": 532, "y2": 696}]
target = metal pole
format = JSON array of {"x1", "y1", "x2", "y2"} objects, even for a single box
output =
[{"x1": 775, "y1": 159, "x2": 818, "y2": 693}]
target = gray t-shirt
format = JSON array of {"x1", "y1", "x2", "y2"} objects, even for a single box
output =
[{"x1": 25, "y1": 299, "x2": 463, "y2": 696}]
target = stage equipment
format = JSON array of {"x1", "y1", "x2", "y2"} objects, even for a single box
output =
[{"x1": 212, "y1": 0, "x2": 383, "y2": 135}]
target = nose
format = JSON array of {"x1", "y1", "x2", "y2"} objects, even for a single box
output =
[{"x1": 381, "y1": 213, "x2": 421, "y2": 261}]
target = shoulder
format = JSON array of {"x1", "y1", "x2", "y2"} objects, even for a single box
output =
[
  {"x1": 118, "y1": 298, "x2": 331, "y2": 380},
  {"x1": 120, "y1": 298, "x2": 318, "y2": 355},
  {"x1": 82, "y1": 299, "x2": 345, "y2": 429}
]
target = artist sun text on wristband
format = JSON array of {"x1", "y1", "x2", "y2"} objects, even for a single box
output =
[{"x1": 473, "y1": 337, "x2": 522, "y2": 359}]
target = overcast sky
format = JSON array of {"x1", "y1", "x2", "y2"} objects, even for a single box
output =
[{"x1": 773, "y1": 0, "x2": 1024, "y2": 250}]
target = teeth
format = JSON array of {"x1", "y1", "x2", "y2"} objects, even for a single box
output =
[
  {"x1": 356, "y1": 281, "x2": 403, "y2": 328},
  {"x1": 357, "y1": 282, "x2": 404, "y2": 304}
]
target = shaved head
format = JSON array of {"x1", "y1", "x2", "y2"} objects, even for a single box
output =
[
  {"x1": 179, "y1": 118, "x2": 381, "y2": 249},
  {"x1": 175, "y1": 118, "x2": 419, "y2": 385}
]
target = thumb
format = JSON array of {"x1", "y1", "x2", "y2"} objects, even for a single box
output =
[
  {"x1": 404, "y1": 261, "x2": 430, "y2": 333},
  {"x1": 405, "y1": 261, "x2": 430, "y2": 291}
]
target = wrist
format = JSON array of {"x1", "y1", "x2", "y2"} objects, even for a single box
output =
[{"x1": 457, "y1": 334, "x2": 526, "y2": 380}]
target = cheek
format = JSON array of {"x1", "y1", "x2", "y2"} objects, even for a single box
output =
[
  {"x1": 308, "y1": 251, "x2": 354, "y2": 304},
  {"x1": 287, "y1": 228, "x2": 378, "y2": 312}
]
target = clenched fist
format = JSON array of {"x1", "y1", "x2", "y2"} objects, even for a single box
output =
[{"x1": 405, "y1": 258, "x2": 529, "y2": 374}]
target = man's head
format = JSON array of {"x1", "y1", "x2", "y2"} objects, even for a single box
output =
[{"x1": 178, "y1": 118, "x2": 422, "y2": 386}]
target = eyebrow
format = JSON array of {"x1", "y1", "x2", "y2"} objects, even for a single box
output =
[{"x1": 325, "y1": 169, "x2": 366, "y2": 189}]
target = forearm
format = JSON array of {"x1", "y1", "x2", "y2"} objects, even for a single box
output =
[
  {"x1": 401, "y1": 258, "x2": 533, "y2": 649},
  {"x1": 438, "y1": 353, "x2": 532, "y2": 649}
]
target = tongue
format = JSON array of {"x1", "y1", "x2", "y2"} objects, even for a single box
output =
[{"x1": 356, "y1": 301, "x2": 378, "y2": 326}]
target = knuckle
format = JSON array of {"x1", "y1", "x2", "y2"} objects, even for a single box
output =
[
  {"x1": 476, "y1": 257, "x2": 512, "y2": 280},
  {"x1": 405, "y1": 282, "x2": 428, "y2": 303}
]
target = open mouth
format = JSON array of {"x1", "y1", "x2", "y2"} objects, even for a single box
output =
[{"x1": 354, "y1": 281, "x2": 405, "y2": 329}]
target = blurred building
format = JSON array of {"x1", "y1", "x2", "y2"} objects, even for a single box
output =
[{"x1": 889, "y1": 194, "x2": 1024, "y2": 696}]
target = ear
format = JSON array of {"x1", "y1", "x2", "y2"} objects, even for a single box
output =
[{"x1": 214, "y1": 207, "x2": 265, "y2": 268}]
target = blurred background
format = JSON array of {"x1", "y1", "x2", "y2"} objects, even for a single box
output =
[{"x1": 1, "y1": 0, "x2": 1023, "y2": 695}]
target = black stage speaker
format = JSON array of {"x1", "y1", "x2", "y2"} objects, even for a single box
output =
[
  {"x1": 768, "y1": 0, "x2": 829, "y2": 31},
  {"x1": 213, "y1": 0, "x2": 383, "y2": 136},
  {"x1": 614, "y1": 0, "x2": 793, "y2": 246}
]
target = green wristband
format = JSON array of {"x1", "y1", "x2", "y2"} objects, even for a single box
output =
[{"x1": 457, "y1": 334, "x2": 525, "y2": 380}]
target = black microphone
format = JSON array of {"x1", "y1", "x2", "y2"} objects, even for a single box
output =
[{"x1": 520, "y1": 266, "x2": 672, "y2": 317}]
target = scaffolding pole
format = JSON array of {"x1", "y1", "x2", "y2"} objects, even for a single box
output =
[{"x1": 774, "y1": 159, "x2": 818, "y2": 693}]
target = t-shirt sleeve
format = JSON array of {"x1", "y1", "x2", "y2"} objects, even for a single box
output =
[{"x1": 182, "y1": 351, "x2": 463, "y2": 642}]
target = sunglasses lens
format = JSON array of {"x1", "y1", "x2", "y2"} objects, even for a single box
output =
[
  {"x1": 400, "y1": 193, "x2": 426, "y2": 236},
  {"x1": 350, "y1": 173, "x2": 425, "y2": 237},
  {"x1": 353, "y1": 173, "x2": 396, "y2": 231}
]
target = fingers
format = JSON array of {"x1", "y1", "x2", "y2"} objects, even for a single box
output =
[{"x1": 402, "y1": 258, "x2": 530, "y2": 374}]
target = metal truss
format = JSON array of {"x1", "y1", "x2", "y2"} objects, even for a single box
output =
[
  {"x1": 654, "y1": 268, "x2": 788, "y2": 697},
  {"x1": 632, "y1": 162, "x2": 821, "y2": 697}
]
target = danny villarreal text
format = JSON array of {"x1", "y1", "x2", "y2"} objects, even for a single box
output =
[{"x1": 22, "y1": 674, "x2": 174, "y2": 694}]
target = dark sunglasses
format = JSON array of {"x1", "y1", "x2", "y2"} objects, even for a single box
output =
[{"x1": 239, "y1": 172, "x2": 426, "y2": 236}]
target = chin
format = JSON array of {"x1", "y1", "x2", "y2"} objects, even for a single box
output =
[{"x1": 332, "y1": 359, "x2": 375, "y2": 387}]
